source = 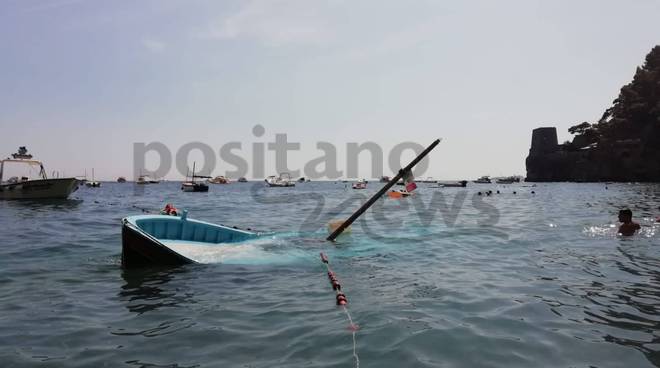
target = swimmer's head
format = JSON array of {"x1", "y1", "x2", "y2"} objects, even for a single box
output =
[{"x1": 618, "y1": 209, "x2": 633, "y2": 223}]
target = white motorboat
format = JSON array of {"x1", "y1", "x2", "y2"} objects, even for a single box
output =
[
  {"x1": 0, "y1": 147, "x2": 78, "y2": 200},
  {"x1": 137, "y1": 174, "x2": 160, "y2": 185},
  {"x1": 352, "y1": 179, "x2": 367, "y2": 189},
  {"x1": 265, "y1": 173, "x2": 295, "y2": 187},
  {"x1": 208, "y1": 176, "x2": 230, "y2": 184},
  {"x1": 473, "y1": 176, "x2": 492, "y2": 184}
]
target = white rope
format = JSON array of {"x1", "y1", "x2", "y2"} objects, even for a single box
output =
[
  {"x1": 322, "y1": 261, "x2": 360, "y2": 368},
  {"x1": 342, "y1": 306, "x2": 360, "y2": 368}
]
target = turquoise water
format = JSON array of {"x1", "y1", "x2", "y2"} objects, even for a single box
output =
[{"x1": 1, "y1": 181, "x2": 659, "y2": 367}]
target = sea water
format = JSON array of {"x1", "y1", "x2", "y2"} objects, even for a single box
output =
[{"x1": 0, "y1": 181, "x2": 658, "y2": 367}]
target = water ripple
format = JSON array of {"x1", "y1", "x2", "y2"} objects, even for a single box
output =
[{"x1": 0, "y1": 182, "x2": 659, "y2": 367}]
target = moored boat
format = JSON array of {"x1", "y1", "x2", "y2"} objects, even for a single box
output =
[
  {"x1": 137, "y1": 174, "x2": 159, "y2": 184},
  {"x1": 495, "y1": 176, "x2": 521, "y2": 184},
  {"x1": 208, "y1": 176, "x2": 230, "y2": 184},
  {"x1": 473, "y1": 175, "x2": 492, "y2": 184},
  {"x1": 85, "y1": 168, "x2": 101, "y2": 188},
  {"x1": 0, "y1": 147, "x2": 78, "y2": 200},
  {"x1": 117, "y1": 177, "x2": 127, "y2": 183},
  {"x1": 352, "y1": 179, "x2": 367, "y2": 189},
  {"x1": 181, "y1": 182, "x2": 209, "y2": 192},
  {"x1": 265, "y1": 173, "x2": 295, "y2": 187},
  {"x1": 237, "y1": 177, "x2": 248, "y2": 183},
  {"x1": 438, "y1": 180, "x2": 468, "y2": 188},
  {"x1": 181, "y1": 162, "x2": 210, "y2": 192},
  {"x1": 121, "y1": 212, "x2": 258, "y2": 268}
]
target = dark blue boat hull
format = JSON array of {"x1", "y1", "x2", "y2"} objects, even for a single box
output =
[{"x1": 121, "y1": 221, "x2": 195, "y2": 268}]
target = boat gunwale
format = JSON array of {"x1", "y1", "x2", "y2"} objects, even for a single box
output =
[
  {"x1": 121, "y1": 214, "x2": 259, "y2": 266},
  {"x1": 123, "y1": 214, "x2": 258, "y2": 238},
  {"x1": 0, "y1": 177, "x2": 79, "y2": 186}
]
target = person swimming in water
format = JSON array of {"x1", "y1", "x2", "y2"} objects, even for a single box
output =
[{"x1": 618, "y1": 209, "x2": 640, "y2": 236}]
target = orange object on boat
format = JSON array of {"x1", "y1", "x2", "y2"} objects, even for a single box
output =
[
  {"x1": 388, "y1": 191, "x2": 402, "y2": 199},
  {"x1": 388, "y1": 190, "x2": 411, "y2": 199}
]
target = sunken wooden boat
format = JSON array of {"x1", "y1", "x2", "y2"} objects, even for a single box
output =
[{"x1": 121, "y1": 213, "x2": 258, "y2": 268}]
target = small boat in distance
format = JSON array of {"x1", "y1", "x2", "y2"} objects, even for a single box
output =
[
  {"x1": 352, "y1": 179, "x2": 367, "y2": 189},
  {"x1": 265, "y1": 173, "x2": 295, "y2": 187},
  {"x1": 85, "y1": 168, "x2": 101, "y2": 187},
  {"x1": 136, "y1": 173, "x2": 160, "y2": 185},
  {"x1": 121, "y1": 212, "x2": 258, "y2": 268},
  {"x1": 297, "y1": 177, "x2": 306, "y2": 183},
  {"x1": 117, "y1": 177, "x2": 127, "y2": 183},
  {"x1": 1, "y1": 147, "x2": 78, "y2": 200},
  {"x1": 181, "y1": 162, "x2": 210, "y2": 192},
  {"x1": 495, "y1": 176, "x2": 521, "y2": 184},
  {"x1": 473, "y1": 176, "x2": 492, "y2": 184},
  {"x1": 237, "y1": 177, "x2": 248, "y2": 183},
  {"x1": 380, "y1": 176, "x2": 391, "y2": 183},
  {"x1": 208, "y1": 176, "x2": 229, "y2": 184},
  {"x1": 438, "y1": 180, "x2": 468, "y2": 188}
]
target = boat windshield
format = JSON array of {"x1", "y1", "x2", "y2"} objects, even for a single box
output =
[{"x1": 0, "y1": 159, "x2": 46, "y2": 183}]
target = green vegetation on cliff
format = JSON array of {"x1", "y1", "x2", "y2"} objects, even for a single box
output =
[
  {"x1": 527, "y1": 46, "x2": 660, "y2": 181},
  {"x1": 568, "y1": 45, "x2": 660, "y2": 152}
]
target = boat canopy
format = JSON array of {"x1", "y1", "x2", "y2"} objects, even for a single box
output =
[
  {"x1": 0, "y1": 159, "x2": 47, "y2": 182},
  {"x1": 1, "y1": 159, "x2": 43, "y2": 165}
]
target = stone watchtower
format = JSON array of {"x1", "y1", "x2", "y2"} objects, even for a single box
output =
[
  {"x1": 525, "y1": 127, "x2": 560, "y2": 181},
  {"x1": 529, "y1": 127, "x2": 559, "y2": 155}
]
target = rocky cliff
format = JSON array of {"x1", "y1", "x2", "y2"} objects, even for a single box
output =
[{"x1": 526, "y1": 46, "x2": 660, "y2": 182}]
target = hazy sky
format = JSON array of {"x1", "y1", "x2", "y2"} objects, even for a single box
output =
[{"x1": 1, "y1": 0, "x2": 659, "y2": 180}]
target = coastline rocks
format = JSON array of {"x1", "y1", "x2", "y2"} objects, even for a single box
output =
[
  {"x1": 525, "y1": 127, "x2": 659, "y2": 182},
  {"x1": 526, "y1": 46, "x2": 660, "y2": 182}
]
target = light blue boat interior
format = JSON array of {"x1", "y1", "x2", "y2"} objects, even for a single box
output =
[{"x1": 126, "y1": 214, "x2": 257, "y2": 244}]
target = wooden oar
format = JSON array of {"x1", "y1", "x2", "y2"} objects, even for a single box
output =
[{"x1": 326, "y1": 138, "x2": 441, "y2": 241}]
